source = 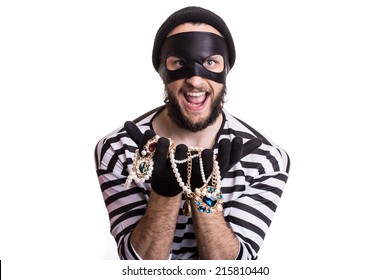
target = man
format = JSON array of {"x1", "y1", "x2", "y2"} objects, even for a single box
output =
[{"x1": 94, "y1": 6, "x2": 290, "y2": 260}]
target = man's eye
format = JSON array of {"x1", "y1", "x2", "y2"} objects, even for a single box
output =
[
  {"x1": 205, "y1": 60, "x2": 216, "y2": 67},
  {"x1": 203, "y1": 55, "x2": 224, "y2": 73},
  {"x1": 166, "y1": 56, "x2": 185, "y2": 70},
  {"x1": 174, "y1": 60, "x2": 184, "y2": 67}
]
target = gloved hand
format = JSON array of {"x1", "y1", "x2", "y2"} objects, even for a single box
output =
[
  {"x1": 124, "y1": 121, "x2": 263, "y2": 195},
  {"x1": 124, "y1": 121, "x2": 186, "y2": 197},
  {"x1": 216, "y1": 137, "x2": 263, "y2": 178}
]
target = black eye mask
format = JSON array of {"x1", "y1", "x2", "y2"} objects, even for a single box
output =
[{"x1": 158, "y1": 32, "x2": 230, "y2": 84}]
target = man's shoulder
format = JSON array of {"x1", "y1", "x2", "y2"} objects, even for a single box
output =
[
  {"x1": 94, "y1": 106, "x2": 163, "y2": 167},
  {"x1": 222, "y1": 110, "x2": 270, "y2": 143},
  {"x1": 98, "y1": 106, "x2": 163, "y2": 143},
  {"x1": 132, "y1": 106, "x2": 164, "y2": 126},
  {"x1": 222, "y1": 110, "x2": 290, "y2": 174}
]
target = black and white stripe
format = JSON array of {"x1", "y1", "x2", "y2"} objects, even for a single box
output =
[{"x1": 94, "y1": 106, "x2": 290, "y2": 260}]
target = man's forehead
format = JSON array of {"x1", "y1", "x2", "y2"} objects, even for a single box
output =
[{"x1": 167, "y1": 22, "x2": 222, "y2": 37}]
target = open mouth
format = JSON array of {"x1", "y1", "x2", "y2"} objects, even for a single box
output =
[{"x1": 183, "y1": 91, "x2": 208, "y2": 110}]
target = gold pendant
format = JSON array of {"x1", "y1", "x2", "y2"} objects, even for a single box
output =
[{"x1": 182, "y1": 199, "x2": 191, "y2": 216}]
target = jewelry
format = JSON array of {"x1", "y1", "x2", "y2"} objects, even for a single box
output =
[
  {"x1": 193, "y1": 154, "x2": 223, "y2": 214},
  {"x1": 124, "y1": 136, "x2": 160, "y2": 188},
  {"x1": 125, "y1": 135, "x2": 224, "y2": 215},
  {"x1": 169, "y1": 146, "x2": 223, "y2": 216}
]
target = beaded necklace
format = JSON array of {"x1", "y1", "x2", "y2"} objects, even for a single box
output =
[
  {"x1": 169, "y1": 146, "x2": 223, "y2": 216},
  {"x1": 125, "y1": 137, "x2": 223, "y2": 215}
]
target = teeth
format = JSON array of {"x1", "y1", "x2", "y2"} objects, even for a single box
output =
[{"x1": 186, "y1": 92, "x2": 206, "y2": 97}]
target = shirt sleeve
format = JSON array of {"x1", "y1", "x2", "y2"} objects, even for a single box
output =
[
  {"x1": 95, "y1": 132, "x2": 148, "y2": 260},
  {"x1": 225, "y1": 146, "x2": 290, "y2": 260}
]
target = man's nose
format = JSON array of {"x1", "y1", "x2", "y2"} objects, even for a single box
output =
[{"x1": 185, "y1": 76, "x2": 205, "y2": 88}]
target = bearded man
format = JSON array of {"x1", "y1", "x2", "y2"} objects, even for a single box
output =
[{"x1": 94, "y1": 6, "x2": 290, "y2": 260}]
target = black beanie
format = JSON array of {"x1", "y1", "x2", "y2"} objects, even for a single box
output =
[{"x1": 152, "y1": 6, "x2": 236, "y2": 73}]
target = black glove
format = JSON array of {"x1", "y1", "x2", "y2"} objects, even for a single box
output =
[
  {"x1": 124, "y1": 121, "x2": 186, "y2": 197},
  {"x1": 124, "y1": 121, "x2": 262, "y2": 195},
  {"x1": 216, "y1": 137, "x2": 263, "y2": 178}
]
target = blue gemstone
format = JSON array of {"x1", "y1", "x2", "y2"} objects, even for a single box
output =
[
  {"x1": 208, "y1": 187, "x2": 214, "y2": 193},
  {"x1": 218, "y1": 194, "x2": 223, "y2": 199},
  {"x1": 196, "y1": 201, "x2": 200, "y2": 206},
  {"x1": 139, "y1": 162, "x2": 149, "y2": 173},
  {"x1": 203, "y1": 196, "x2": 217, "y2": 207},
  {"x1": 198, "y1": 206, "x2": 206, "y2": 212}
]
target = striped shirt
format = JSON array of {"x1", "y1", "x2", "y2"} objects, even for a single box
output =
[{"x1": 94, "y1": 106, "x2": 290, "y2": 260}]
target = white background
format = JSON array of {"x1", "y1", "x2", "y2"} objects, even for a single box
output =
[{"x1": 1, "y1": 0, "x2": 389, "y2": 279}]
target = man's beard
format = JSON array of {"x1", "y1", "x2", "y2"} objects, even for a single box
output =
[{"x1": 164, "y1": 85, "x2": 227, "y2": 133}]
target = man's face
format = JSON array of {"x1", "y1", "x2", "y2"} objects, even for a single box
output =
[
  {"x1": 164, "y1": 79, "x2": 226, "y2": 132},
  {"x1": 162, "y1": 23, "x2": 227, "y2": 132}
]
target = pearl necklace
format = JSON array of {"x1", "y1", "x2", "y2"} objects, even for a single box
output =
[
  {"x1": 169, "y1": 146, "x2": 223, "y2": 216},
  {"x1": 125, "y1": 135, "x2": 224, "y2": 215}
]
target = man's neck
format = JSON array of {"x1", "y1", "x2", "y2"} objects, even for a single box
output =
[{"x1": 152, "y1": 108, "x2": 223, "y2": 149}]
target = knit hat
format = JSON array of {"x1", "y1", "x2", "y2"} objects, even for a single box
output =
[{"x1": 152, "y1": 6, "x2": 236, "y2": 72}]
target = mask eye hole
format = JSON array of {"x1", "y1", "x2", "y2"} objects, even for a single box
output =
[
  {"x1": 166, "y1": 56, "x2": 185, "y2": 70},
  {"x1": 203, "y1": 55, "x2": 224, "y2": 73}
]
